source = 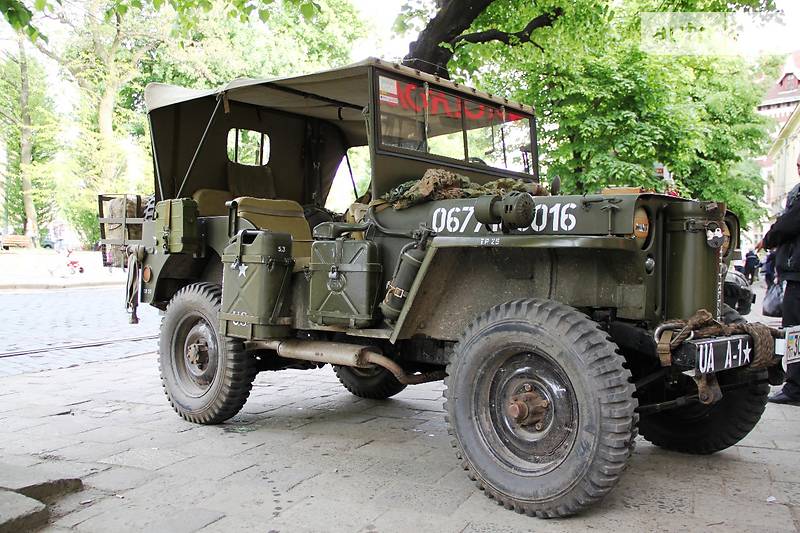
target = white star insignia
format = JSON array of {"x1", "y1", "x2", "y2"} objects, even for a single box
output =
[
  {"x1": 742, "y1": 342, "x2": 751, "y2": 364},
  {"x1": 237, "y1": 263, "x2": 248, "y2": 277}
]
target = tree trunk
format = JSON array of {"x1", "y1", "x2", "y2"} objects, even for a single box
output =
[
  {"x1": 17, "y1": 31, "x2": 39, "y2": 244},
  {"x1": 97, "y1": 82, "x2": 119, "y2": 184},
  {"x1": 403, "y1": 1, "x2": 562, "y2": 78},
  {"x1": 403, "y1": 0, "x2": 494, "y2": 77},
  {"x1": 0, "y1": 136, "x2": 8, "y2": 235}
]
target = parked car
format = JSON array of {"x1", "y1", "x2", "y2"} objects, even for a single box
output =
[{"x1": 99, "y1": 58, "x2": 778, "y2": 518}]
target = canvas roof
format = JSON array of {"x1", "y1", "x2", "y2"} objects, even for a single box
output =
[{"x1": 144, "y1": 57, "x2": 535, "y2": 118}]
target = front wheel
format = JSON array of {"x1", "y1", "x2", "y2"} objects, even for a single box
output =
[
  {"x1": 639, "y1": 305, "x2": 769, "y2": 454},
  {"x1": 159, "y1": 283, "x2": 257, "y2": 424},
  {"x1": 445, "y1": 299, "x2": 637, "y2": 518}
]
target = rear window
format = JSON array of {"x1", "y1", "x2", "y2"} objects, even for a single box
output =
[
  {"x1": 227, "y1": 128, "x2": 270, "y2": 166},
  {"x1": 377, "y1": 74, "x2": 534, "y2": 174}
]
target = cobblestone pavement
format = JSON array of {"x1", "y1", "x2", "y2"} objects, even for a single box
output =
[
  {"x1": 1, "y1": 285, "x2": 798, "y2": 531},
  {"x1": 0, "y1": 356, "x2": 798, "y2": 532},
  {"x1": 0, "y1": 288, "x2": 159, "y2": 377}
]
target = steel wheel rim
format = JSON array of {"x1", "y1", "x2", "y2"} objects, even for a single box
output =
[
  {"x1": 171, "y1": 311, "x2": 219, "y2": 398},
  {"x1": 474, "y1": 347, "x2": 578, "y2": 476}
]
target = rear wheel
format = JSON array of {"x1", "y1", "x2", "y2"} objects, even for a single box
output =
[
  {"x1": 159, "y1": 283, "x2": 257, "y2": 424},
  {"x1": 445, "y1": 299, "x2": 637, "y2": 517},
  {"x1": 639, "y1": 305, "x2": 769, "y2": 454},
  {"x1": 143, "y1": 195, "x2": 156, "y2": 221},
  {"x1": 333, "y1": 365, "x2": 406, "y2": 399}
]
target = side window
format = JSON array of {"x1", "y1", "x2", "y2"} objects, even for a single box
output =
[
  {"x1": 227, "y1": 128, "x2": 270, "y2": 166},
  {"x1": 325, "y1": 146, "x2": 371, "y2": 213}
]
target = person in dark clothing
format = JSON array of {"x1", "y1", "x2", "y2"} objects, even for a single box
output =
[
  {"x1": 744, "y1": 250, "x2": 760, "y2": 284},
  {"x1": 763, "y1": 250, "x2": 776, "y2": 288},
  {"x1": 760, "y1": 173, "x2": 800, "y2": 404}
]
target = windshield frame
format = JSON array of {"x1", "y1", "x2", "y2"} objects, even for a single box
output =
[{"x1": 371, "y1": 67, "x2": 539, "y2": 182}]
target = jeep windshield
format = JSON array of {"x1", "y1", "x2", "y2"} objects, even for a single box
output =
[{"x1": 377, "y1": 73, "x2": 535, "y2": 176}]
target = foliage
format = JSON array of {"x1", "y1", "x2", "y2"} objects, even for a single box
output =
[
  {"x1": 4, "y1": 0, "x2": 364, "y2": 245},
  {"x1": 2, "y1": 0, "x2": 322, "y2": 42},
  {"x1": 400, "y1": 0, "x2": 779, "y2": 227},
  {"x1": 119, "y1": 0, "x2": 365, "y2": 119},
  {"x1": 0, "y1": 53, "x2": 60, "y2": 237}
]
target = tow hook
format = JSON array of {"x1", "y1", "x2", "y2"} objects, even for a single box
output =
[{"x1": 692, "y1": 372, "x2": 723, "y2": 405}]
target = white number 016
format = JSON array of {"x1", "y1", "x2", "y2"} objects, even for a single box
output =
[
  {"x1": 532, "y1": 203, "x2": 577, "y2": 232},
  {"x1": 431, "y1": 203, "x2": 577, "y2": 233}
]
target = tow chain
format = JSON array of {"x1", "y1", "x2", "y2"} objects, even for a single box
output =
[{"x1": 655, "y1": 309, "x2": 782, "y2": 369}]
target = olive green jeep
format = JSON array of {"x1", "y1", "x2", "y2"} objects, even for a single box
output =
[{"x1": 98, "y1": 58, "x2": 782, "y2": 517}]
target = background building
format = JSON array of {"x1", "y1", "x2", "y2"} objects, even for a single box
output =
[
  {"x1": 758, "y1": 51, "x2": 800, "y2": 131},
  {"x1": 748, "y1": 52, "x2": 800, "y2": 246}
]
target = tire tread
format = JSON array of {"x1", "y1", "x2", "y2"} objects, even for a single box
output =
[
  {"x1": 444, "y1": 298, "x2": 638, "y2": 518},
  {"x1": 159, "y1": 282, "x2": 256, "y2": 425}
]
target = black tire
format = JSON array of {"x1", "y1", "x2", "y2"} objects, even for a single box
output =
[
  {"x1": 333, "y1": 365, "x2": 406, "y2": 399},
  {"x1": 722, "y1": 303, "x2": 746, "y2": 325},
  {"x1": 159, "y1": 283, "x2": 257, "y2": 424},
  {"x1": 638, "y1": 305, "x2": 769, "y2": 454},
  {"x1": 736, "y1": 297, "x2": 752, "y2": 316},
  {"x1": 445, "y1": 299, "x2": 637, "y2": 518},
  {"x1": 143, "y1": 195, "x2": 156, "y2": 221}
]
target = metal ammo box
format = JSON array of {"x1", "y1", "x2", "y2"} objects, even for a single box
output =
[
  {"x1": 220, "y1": 230, "x2": 294, "y2": 339},
  {"x1": 307, "y1": 239, "x2": 382, "y2": 328},
  {"x1": 154, "y1": 198, "x2": 199, "y2": 254}
]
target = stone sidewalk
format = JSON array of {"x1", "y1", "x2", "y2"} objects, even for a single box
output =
[
  {"x1": 0, "y1": 251, "x2": 126, "y2": 291},
  {"x1": 1, "y1": 353, "x2": 799, "y2": 532}
]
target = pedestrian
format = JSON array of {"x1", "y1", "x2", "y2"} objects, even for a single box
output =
[
  {"x1": 759, "y1": 154, "x2": 800, "y2": 404},
  {"x1": 763, "y1": 250, "x2": 776, "y2": 289},
  {"x1": 744, "y1": 249, "x2": 759, "y2": 284}
]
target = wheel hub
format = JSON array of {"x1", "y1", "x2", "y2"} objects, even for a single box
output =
[
  {"x1": 172, "y1": 316, "x2": 220, "y2": 396},
  {"x1": 186, "y1": 340, "x2": 209, "y2": 369},
  {"x1": 506, "y1": 384, "x2": 550, "y2": 430},
  {"x1": 477, "y1": 350, "x2": 578, "y2": 475}
]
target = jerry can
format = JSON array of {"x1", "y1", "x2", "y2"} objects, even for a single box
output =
[{"x1": 220, "y1": 230, "x2": 294, "y2": 339}]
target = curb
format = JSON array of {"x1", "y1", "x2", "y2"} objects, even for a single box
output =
[
  {"x1": 0, "y1": 490, "x2": 48, "y2": 533},
  {"x1": 0, "y1": 280, "x2": 125, "y2": 291}
]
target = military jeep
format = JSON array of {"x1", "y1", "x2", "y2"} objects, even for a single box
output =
[{"x1": 99, "y1": 58, "x2": 780, "y2": 517}]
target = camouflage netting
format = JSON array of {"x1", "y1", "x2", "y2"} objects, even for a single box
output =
[{"x1": 381, "y1": 168, "x2": 547, "y2": 210}]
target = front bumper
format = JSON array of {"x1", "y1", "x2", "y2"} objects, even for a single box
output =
[{"x1": 672, "y1": 334, "x2": 763, "y2": 372}]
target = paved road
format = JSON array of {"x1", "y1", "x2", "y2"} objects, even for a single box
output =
[
  {"x1": 0, "y1": 288, "x2": 159, "y2": 377},
  {"x1": 1, "y1": 354, "x2": 798, "y2": 532}
]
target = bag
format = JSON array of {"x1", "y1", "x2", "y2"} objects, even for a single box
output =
[{"x1": 763, "y1": 281, "x2": 784, "y2": 317}]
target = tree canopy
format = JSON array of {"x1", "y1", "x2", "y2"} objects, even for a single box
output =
[
  {"x1": 1, "y1": 0, "x2": 322, "y2": 40},
  {"x1": 0, "y1": 0, "x2": 365, "y2": 245},
  {"x1": 398, "y1": 0, "x2": 780, "y2": 226}
]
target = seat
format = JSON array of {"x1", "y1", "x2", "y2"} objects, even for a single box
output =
[
  {"x1": 234, "y1": 197, "x2": 313, "y2": 260},
  {"x1": 192, "y1": 189, "x2": 234, "y2": 216}
]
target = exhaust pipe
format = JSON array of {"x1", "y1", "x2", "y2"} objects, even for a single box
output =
[{"x1": 248, "y1": 339, "x2": 445, "y2": 385}]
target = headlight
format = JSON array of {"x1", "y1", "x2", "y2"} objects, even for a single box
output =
[
  {"x1": 721, "y1": 221, "x2": 731, "y2": 258},
  {"x1": 634, "y1": 207, "x2": 650, "y2": 248}
]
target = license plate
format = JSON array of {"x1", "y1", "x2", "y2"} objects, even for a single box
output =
[
  {"x1": 785, "y1": 326, "x2": 800, "y2": 366},
  {"x1": 672, "y1": 335, "x2": 753, "y2": 373}
]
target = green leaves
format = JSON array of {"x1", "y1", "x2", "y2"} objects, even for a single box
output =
[
  {"x1": 1, "y1": 0, "x2": 320, "y2": 40},
  {"x1": 299, "y1": 1, "x2": 318, "y2": 20},
  {"x1": 445, "y1": 0, "x2": 775, "y2": 226}
]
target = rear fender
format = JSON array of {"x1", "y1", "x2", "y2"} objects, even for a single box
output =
[{"x1": 142, "y1": 216, "x2": 242, "y2": 307}]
